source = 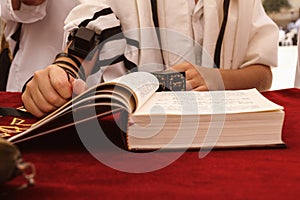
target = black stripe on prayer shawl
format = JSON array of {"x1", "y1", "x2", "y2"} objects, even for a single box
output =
[
  {"x1": 92, "y1": 55, "x2": 137, "y2": 74},
  {"x1": 214, "y1": 0, "x2": 231, "y2": 68},
  {"x1": 79, "y1": 8, "x2": 114, "y2": 27},
  {"x1": 97, "y1": 27, "x2": 139, "y2": 49},
  {"x1": 101, "y1": 26, "x2": 124, "y2": 42},
  {"x1": 92, "y1": 55, "x2": 125, "y2": 74},
  {"x1": 94, "y1": 27, "x2": 138, "y2": 71},
  {"x1": 124, "y1": 58, "x2": 138, "y2": 72},
  {"x1": 77, "y1": 6, "x2": 139, "y2": 73},
  {"x1": 99, "y1": 54, "x2": 125, "y2": 67},
  {"x1": 125, "y1": 37, "x2": 140, "y2": 49}
]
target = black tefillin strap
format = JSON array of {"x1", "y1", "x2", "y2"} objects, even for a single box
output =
[
  {"x1": 214, "y1": 0, "x2": 231, "y2": 69},
  {"x1": 11, "y1": 23, "x2": 22, "y2": 57},
  {"x1": 0, "y1": 107, "x2": 34, "y2": 118}
]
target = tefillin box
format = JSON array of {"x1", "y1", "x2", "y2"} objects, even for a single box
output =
[{"x1": 151, "y1": 70, "x2": 186, "y2": 92}]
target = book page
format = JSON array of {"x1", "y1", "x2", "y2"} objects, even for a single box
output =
[
  {"x1": 133, "y1": 89, "x2": 284, "y2": 115},
  {"x1": 105, "y1": 72, "x2": 159, "y2": 112}
]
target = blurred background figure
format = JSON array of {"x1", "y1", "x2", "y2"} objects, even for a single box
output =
[
  {"x1": 279, "y1": 17, "x2": 300, "y2": 46},
  {"x1": 279, "y1": 27, "x2": 298, "y2": 46},
  {"x1": 0, "y1": 0, "x2": 79, "y2": 91}
]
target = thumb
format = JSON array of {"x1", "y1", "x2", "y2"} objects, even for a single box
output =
[{"x1": 72, "y1": 79, "x2": 87, "y2": 96}]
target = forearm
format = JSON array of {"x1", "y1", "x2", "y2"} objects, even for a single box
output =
[
  {"x1": 11, "y1": 0, "x2": 21, "y2": 10},
  {"x1": 220, "y1": 64, "x2": 273, "y2": 92},
  {"x1": 171, "y1": 62, "x2": 273, "y2": 92}
]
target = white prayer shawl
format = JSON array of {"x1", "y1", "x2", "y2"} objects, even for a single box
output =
[{"x1": 66, "y1": 0, "x2": 278, "y2": 83}]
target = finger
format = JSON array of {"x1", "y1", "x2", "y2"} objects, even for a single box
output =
[
  {"x1": 184, "y1": 69, "x2": 193, "y2": 81},
  {"x1": 185, "y1": 66, "x2": 202, "y2": 81},
  {"x1": 34, "y1": 66, "x2": 69, "y2": 108},
  {"x1": 22, "y1": 86, "x2": 48, "y2": 118},
  {"x1": 48, "y1": 66, "x2": 73, "y2": 99},
  {"x1": 31, "y1": 82, "x2": 60, "y2": 113},
  {"x1": 25, "y1": 75, "x2": 60, "y2": 115},
  {"x1": 186, "y1": 76, "x2": 206, "y2": 90},
  {"x1": 170, "y1": 62, "x2": 190, "y2": 72},
  {"x1": 185, "y1": 80, "x2": 193, "y2": 91},
  {"x1": 194, "y1": 85, "x2": 208, "y2": 91}
]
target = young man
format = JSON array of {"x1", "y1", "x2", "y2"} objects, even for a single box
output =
[{"x1": 21, "y1": 0, "x2": 279, "y2": 117}]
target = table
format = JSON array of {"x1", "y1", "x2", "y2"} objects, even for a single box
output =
[{"x1": 1, "y1": 88, "x2": 300, "y2": 199}]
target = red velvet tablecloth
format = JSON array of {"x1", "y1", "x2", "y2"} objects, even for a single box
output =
[{"x1": 1, "y1": 89, "x2": 300, "y2": 199}]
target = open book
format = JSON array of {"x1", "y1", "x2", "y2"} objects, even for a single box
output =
[{"x1": 3, "y1": 72, "x2": 285, "y2": 150}]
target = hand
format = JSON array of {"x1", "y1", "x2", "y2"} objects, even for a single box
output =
[
  {"x1": 21, "y1": 0, "x2": 46, "y2": 6},
  {"x1": 170, "y1": 62, "x2": 224, "y2": 91},
  {"x1": 22, "y1": 65, "x2": 74, "y2": 118}
]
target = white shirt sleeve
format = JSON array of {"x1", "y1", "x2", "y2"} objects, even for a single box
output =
[{"x1": 0, "y1": 0, "x2": 48, "y2": 23}]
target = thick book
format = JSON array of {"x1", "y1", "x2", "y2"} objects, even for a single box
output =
[{"x1": 1, "y1": 72, "x2": 285, "y2": 150}]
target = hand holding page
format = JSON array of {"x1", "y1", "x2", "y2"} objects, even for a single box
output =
[{"x1": 5, "y1": 72, "x2": 159, "y2": 143}]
